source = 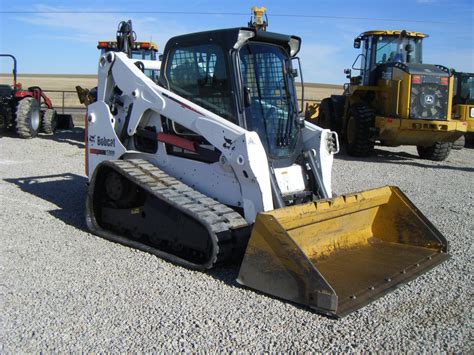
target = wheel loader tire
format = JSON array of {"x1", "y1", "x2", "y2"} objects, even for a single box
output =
[
  {"x1": 317, "y1": 98, "x2": 333, "y2": 129},
  {"x1": 41, "y1": 108, "x2": 57, "y2": 134},
  {"x1": 451, "y1": 135, "x2": 465, "y2": 150},
  {"x1": 15, "y1": 97, "x2": 40, "y2": 138},
  {"x1": 345, "y1": 104, "x2": 375, "y2": 157},
  {"x1": 417, "y1": 142, "x2": 452, "y2": 161}
]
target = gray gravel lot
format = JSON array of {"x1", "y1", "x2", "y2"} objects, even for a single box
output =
[{"x1": 1, "y1": 128, "x2": 473, "y2": 352}]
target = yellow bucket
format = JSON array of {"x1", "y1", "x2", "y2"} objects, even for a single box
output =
[{"x1": 237, "y1": 186, "x2": 449, "y2": 317}]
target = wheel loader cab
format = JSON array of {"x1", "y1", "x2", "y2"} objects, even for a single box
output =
[
  {"x1": 353, "y1": 30, "x2": 425, "y2": 86},
  {"x1": 452, "y1": 72, "x2": 474, "y2": 135},
  {"x1": 352, "y1": 30, "x2": 458, "y2": 127},
  {"x1": 160, "y1": 28, "x2": 303, "y2": 164},
  {"x1": 453, "y1": 72, "x2": 474, "y2": 106}
]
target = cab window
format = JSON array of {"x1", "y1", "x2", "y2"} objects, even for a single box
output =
[{"x1": 166, "y1": 44, "x2": 234, "y2": 122}]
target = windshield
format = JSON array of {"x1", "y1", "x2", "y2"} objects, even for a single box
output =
[
  {"x1": 239, "y1": 43, "x2": 300, "y2": 159},
  {"x1": 458, "y1": 75, "x2": 474, "y2": 104},
  {"x1": 131, "y1": 50, "x2": 155, "y2": 61},
  {"x1": 374, "y1": 36, "x2": 422, "y2": 64}
]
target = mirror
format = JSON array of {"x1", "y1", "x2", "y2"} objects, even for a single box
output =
[{"x1": 354, "y1": 38, "x2": 361, "y2": 49}]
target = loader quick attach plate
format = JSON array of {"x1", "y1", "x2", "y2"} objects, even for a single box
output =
[{"x1": 237, "y1": 186, "x2": 450, "y2": 317}]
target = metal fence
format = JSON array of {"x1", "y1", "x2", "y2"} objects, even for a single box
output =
[
  {"x1": 43, "y1": 89, "x2": 85, "y2": 115},
  {"x1": 43, "y1": 89, "x2": 320, "y2": 115}
]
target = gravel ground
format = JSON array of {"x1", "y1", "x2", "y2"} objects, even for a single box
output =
[{"x1": 1, "y1": 128, "x2": 472, "y2": 352}]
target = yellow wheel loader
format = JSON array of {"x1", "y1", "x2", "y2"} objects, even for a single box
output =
[
  {"x1": 317, "y1": 30, "x2": 467, "y2": 161},
  {"x1": 84, "y1": 17, "x2": 449, "y2": 317},
  {"x1": 451, "y1": 71, "x2": 474, "y2": 149}
]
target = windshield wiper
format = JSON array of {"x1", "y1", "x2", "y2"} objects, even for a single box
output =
[{"x1": 275, "y1": 78, "x2": 288, "y2": 147}]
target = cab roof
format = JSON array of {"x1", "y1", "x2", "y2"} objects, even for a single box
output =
[
  {"x1": 164, "y1": 27, "x2": 301, "y2": 57},
  {"x1": 359, "y1": 30, "x2": 428, "y2": 39}
]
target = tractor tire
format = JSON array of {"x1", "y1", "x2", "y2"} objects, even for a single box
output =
[
  {"x1": 317, "y1": 98, "x2": 333, "y2": 129},
  {"x1": 0, "y1": 105, "x2": 14, "y2": 130},
  {"x1": 41, "y1": 108, "x2": 57, "y2": 134},
  {"x1": 417, "y1": 142, "x2": 452, "y2": 161},
  {"x1": 345, "y1": 104, "x2": 375, "y2": 157},
  {"x1": 15, "y1": 97, "x2": 40, "y2": 138},
  {"x1": 451, "y1": 135, "x2": 465, "y2": 150}
]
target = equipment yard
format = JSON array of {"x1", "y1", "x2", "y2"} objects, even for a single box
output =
[{"x1": 0, "y1": 128, "x2": 472, "y2": 352}]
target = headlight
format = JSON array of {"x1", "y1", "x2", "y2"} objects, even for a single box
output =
[
  {"x1": 233, "y1": 30, "x2": 255, "y2": 49},
  {"x1": 289, "y1": 37, "x2": 301, "y2": 56},
  {"x1": 470, "y1": 107, "x2": 474, "y2": 118}
]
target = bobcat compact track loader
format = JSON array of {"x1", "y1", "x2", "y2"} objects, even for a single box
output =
[{"x1": 85, "y1": 19, "x2": 449, "y2": 317}]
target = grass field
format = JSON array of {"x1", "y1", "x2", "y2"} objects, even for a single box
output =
[{"x1": 0, "y1": 74, "x2": 343, "y2": 111}]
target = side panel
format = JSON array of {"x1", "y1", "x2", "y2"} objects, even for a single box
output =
[
  {"x1": 88, "y1": 52, "x2": 274, "y2": 223},
  {"x1": 86, "y1": 101, "x2": 127, "y2": 175},
  {"x1": 392, "y1": 69, "x2": 411, "y2": 119}
]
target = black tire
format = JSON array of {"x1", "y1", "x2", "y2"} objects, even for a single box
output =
[
  {"x1": 451, "y1": 135, "x2": 465, "y2": 150},
  {"x1": 41, "y1": 108, "x2": 57, "y2": 134},
  {"x1": 15, "y1": 97, "x2": 40, "y2": 138},
  {"x1": 345, "y1": 104, "x2": 375, "y2": 157},
  {"x1": 0, "y1": 105, "x2": 13, "y2": 129},
  {"x1": 417, "y1": 142, "x2": 452, "y2": 161},
  {"x1": 317, "y1": 98, "x2": 333, "y2": 129}
]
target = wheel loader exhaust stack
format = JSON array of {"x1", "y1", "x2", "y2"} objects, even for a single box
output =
[{"x1": 85, "y1": 16, "x2": 450, "y2": 318}]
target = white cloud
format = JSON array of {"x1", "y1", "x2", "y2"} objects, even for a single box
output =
[{"x1": 15, "y1": 4, "x2": 189, "y2": 49}]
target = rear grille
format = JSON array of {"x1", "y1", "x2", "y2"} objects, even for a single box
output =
[{"x1": 410, "y1": 78, "x2": 448, "y2": 120}]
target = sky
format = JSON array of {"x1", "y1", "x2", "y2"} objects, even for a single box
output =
[{"x1": 0, "y1": 0, "x2": 473, "y2": 84}]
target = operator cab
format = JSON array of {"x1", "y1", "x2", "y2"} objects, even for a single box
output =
[
  {"x1": 98, "y1": 41, "x2": 161, "y2": 81},
  {"x1": 159, "y1": 27, "x2": 304, "y2": 166},
  {"x1": 350, "y1": 30, "x2": 426, "y2": 86},
  {"x1": 453, "y1": 72, "x2": 474, "y2": 105}
]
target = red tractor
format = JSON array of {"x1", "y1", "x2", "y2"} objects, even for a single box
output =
[{"x1": 0, "y1": 54, "x2": 58, "y2": 138}]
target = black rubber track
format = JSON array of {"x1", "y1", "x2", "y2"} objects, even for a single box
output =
[
  {"x1": 86, "y1": 159, "x2": 249, "y2": 270},
  {"x1": 41, "y1": 108, "x2": 57, "y2": 134},
  {"x1": 345, "y1": 104, "x2": 375, "y2": 157},
  {"x1": 417, "y1": 142, "x2": 452, "y2": 161}
]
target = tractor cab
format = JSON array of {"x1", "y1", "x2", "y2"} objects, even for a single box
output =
[{"x1": 350, "y1": 30, "x2": 426, "y2": 86}]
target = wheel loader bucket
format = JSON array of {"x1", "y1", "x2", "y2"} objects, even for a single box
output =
[{"x1": 237, "y1": 186, "x2": 449, "y2": 317}]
